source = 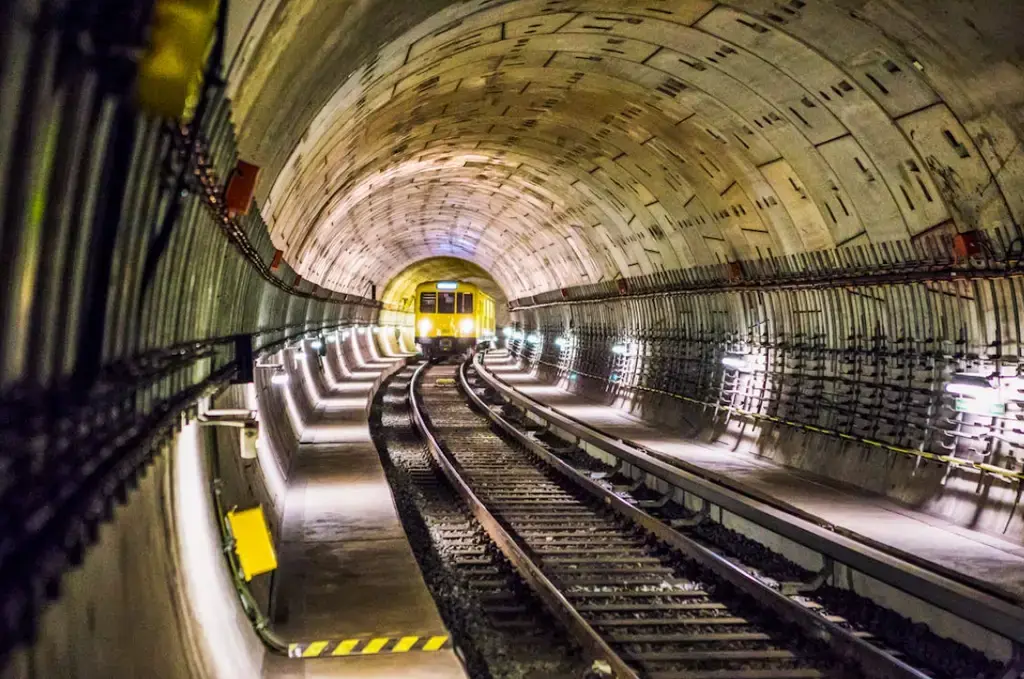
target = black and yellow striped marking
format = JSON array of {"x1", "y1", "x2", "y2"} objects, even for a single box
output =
[{"x1": 288, "y1": 635, "x2": 451, "y2": 658}]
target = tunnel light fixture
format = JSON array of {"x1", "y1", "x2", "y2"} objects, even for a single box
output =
[
  {"x1": 555, "y1": 337, "x2": 567, "y2": 349},
  {"x1": 326, "y1": 333, "x2": 338, "y2": 344},
  {"x1": 944, "y1": 374, "x2": 995, "y2": 398},
  {"x1": 526, "y1": 333, "x2": 540, "y2": 345},
  {"x1": 502, "y1": 326, "x2": 513, "y2": 338},
  {"x1": 512, "y1": 330, "x2": 525, "y2": 341},
  {"x1": 341, "y1": 329, "x2": 350, "y2": 340},
  {"x1": 271, "y1": 372, "x2": 289, "y2": 386},
  {"x1": 722, "y1": 353, "x2": 752, "y2": 372},
  {"x1": 611, "y1": 343, "x2": 628, "y2": 356},
  {"x1": 310, "y1": 338, "x2": 323, "y2": 350},
  {"x1": 947, "y1": 374, "x2": 1005, "y2": 416},
  {"x1": 436, "y1": 281, "x2": 458, "y2": 290}
]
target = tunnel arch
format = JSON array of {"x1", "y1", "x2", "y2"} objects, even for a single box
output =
[{"x1": 235, "y1": 0, "x2": 1022, "y2": 302}]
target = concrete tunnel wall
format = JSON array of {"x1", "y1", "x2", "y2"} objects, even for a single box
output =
[
  {"x1": 215, "y1": 0, "x2": 1024, "y2": 550},
  {"x1": 0, "y1": 330, "x2": 397, "y2": 679},
  {"x1": 509, "y1": 279, "x2": 1024, "y2": 544},
  {"x1": 4, "y1": 0, "x2": 1024, "y2": 675}
]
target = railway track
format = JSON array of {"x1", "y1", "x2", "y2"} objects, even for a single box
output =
[
  {"x1": 410, "y1": 359, "x2": 936, "y2": 679},
  {"x1": 371, "y1": 365, "x2": 584, "y2": 679}
]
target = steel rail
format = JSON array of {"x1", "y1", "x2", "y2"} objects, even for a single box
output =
[
  {"x1": 458, "y1": 359, "x2": 932, "y2": 679},
  {"x1": 472, "y1": 354, "x2": 1024, "y2": 646},
  {"x1": 407, "y1": 361, "x2": 641, "y2": 679}
]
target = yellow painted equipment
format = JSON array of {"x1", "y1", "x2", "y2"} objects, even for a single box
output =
[
  {"x1": 136, "y1": 0, "x2": 219, "y2": 120},
  {"x1": 226, "y1": 506, "x2": 278, "y2": 581}
]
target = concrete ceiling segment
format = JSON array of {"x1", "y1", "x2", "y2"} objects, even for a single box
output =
[{"x1": 230, "y1": 0, "x2": 1024, "y2": 300}]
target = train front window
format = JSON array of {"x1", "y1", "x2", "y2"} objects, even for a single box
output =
[
  {"x1": 419, "y1": 292, "x2": 437, "y2": 313},
  {"x1": 457, "y1": 293, "x2": 474, "y2": 314},
  {"x1": 438, "y1": 292, "x2": 456, "y2": 314}
]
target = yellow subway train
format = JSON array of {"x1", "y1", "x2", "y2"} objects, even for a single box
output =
[{"x1": 414, "y1": 280, "x2": 495, "y2": 357}]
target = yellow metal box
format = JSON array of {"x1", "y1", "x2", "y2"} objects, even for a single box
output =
[{"x1": 226, "y1": 506, "x2": 278, "y2": 581}]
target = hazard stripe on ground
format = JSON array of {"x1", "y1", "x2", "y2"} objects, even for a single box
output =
[{"x1": 288, "y1": 635, "x2": 451, "y2": 658}]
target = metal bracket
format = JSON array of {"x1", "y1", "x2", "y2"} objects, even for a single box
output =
[
  {"x1": 780, "y1": 556, "x2": 835, "y2": 595},
  {"x1": 670, "y1": 497, "x2": 710, "y2": 528}
]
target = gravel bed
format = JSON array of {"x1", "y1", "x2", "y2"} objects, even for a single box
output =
[{"x1": 370, "y1": 367, "x2": 586, "y2": 679}]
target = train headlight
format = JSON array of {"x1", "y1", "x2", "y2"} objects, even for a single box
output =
[
  {"x1": 418, "y1": 318, "x2": 432, "y2": 335},
  {"x1": 459, "y1": 318, "x2": 474, "y2": 334}
]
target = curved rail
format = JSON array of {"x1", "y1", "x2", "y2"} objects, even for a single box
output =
[
  {"x1": 408, "y1": 361, "x2": 640, "y2": 679},
  {"x1": 455, "y1": 358, "x2": 932, "y2": 679},
  {"x1": 472, "y1": 352, "x2": 1024, "y2": 647}
]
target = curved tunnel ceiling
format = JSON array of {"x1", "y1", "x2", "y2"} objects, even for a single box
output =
[
  {"x1": 380, "y1": 256, "x2": 508, "y2": 313},
  {"x1": 232, "y1": 0, "x2": 1024, "y2": 300}
]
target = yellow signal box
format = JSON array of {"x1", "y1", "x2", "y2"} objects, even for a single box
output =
[{"x1": 226, "y1": 506, "x2": 278, "y2": 581}]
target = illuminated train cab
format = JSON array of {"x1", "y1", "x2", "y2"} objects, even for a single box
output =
[{"x1": 415, "y1": 280, "x2": 495, "y2": 357}]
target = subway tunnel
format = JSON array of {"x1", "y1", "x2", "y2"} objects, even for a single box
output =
[{"x1": 3, "y1": 0, "x2": 1024, "y2": 677}]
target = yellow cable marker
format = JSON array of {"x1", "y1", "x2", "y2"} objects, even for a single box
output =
[
  {"x1": 302, "y1": 641, "x2": 328, "y2": 657},
  {"x1": 332, "y1": 639, "x2": 360, "y2": 656},
  {"x1": 393, "y1": 636, "x2": 420, "y2": 652}
]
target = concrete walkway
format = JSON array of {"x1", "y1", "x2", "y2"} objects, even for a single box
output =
[{"x1": 266, "y1": 335, "x2": 466, "y2": 678}]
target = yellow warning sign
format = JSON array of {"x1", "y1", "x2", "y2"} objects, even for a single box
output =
[
  {"x1": 288, "y1": 634, "x2": 450, "y2": 658},
  {"x1": 226, "y1": 506, "x2": 277, "y2": 581}
]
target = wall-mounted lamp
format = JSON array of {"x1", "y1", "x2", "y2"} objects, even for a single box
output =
[
  {"x1": 310, "y1": 338, "x2": 323, "y2": 350},
  {"x1": 946, "y1": 373, "x2": 1006, "y2": 416},
  {"x1": 722, "y1": 353, "x2": 752, "y2": 372},
  {"x1": 554, "y1": 337, "x2": 567, "y2": 349},
  {"x1": 944, "y1": 374, "x2": 994, "y2": 397},
  {"x1": 526, "y1": 333, "x2": 540, "y2": 345},
  {"x1": 611, "y1": 343, "x2": 628, "y2": 356},
  {"x1": 512, "y1": 330, "x2": 525, "y2": 341},
  {"x1": 326, "y1": 333, "x2": 338, "y2": 344},
  {"x1": 502, "y1": 326, "x2": 513, "y2": 338}
]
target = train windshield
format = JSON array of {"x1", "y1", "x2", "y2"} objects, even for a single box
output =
[
  {"x1": 419, "y1": 292, "x2": 437, "y2": 313},
  {"x1": 438, "y1": 292, "x2": 456, "y2": 314}
]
